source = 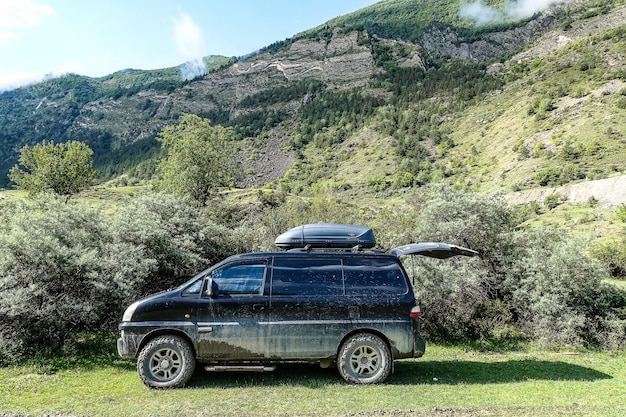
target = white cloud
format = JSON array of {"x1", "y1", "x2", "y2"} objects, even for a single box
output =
[
  {"x1": 0, "y1": 0, "x2": 54, "y2": 45},
  {"x1": 0, "y1": 61, "x2": 83, "y2": 92},
  {"x1": 0, "y1": 0, "x2": 55, "y2": 28},
  {"x1": 459, "y1": 2, "x2": 503, "y2": 26},
  {"x1": 0, "y1": 71, "x2": 42, "y2": 91},
  {"x1": 460, "y1": 0, "x2": 564, "y2": 26},
  {"x1": 0, "y1": 30, "x2": 20, "y2": 44},
  {"x1": 505, "y1": 0, "x2": 561, "y2": 20}
]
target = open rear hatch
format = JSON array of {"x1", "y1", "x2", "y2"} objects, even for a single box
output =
[{"x1": 391, "y1": 242, "x2": 479, "y2": 259}]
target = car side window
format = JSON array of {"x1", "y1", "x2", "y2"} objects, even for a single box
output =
[
  {"x1": 271, "y1": 258, "x2": 343, "y2": 296},
  {"x1": 182, "y1": 277, "x2": 203, "y2": 295},
  {"x1": 212, "y1": 263, "x2": 266, "y2": 295},
  {"x1": 343, "y1": 258, "x2": 408, "y2": 295}
]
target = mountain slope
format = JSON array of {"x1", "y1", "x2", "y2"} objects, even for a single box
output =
[{"x1": 0, "y1": 0, "x2": 624, "y2": 198}]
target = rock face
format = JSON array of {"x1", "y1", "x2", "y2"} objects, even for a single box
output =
[
  {"x1": 513, "y1": 3, "x2": 626, "y2": 61},
  {"x1": 72, "y1": 29, "x2": 377, "y2": 143},
  {"x1": 421, "y1": 2, "x2": 626, "y2": 63},
  {"x1": 230, "y1": 30, "x2": 374, "y2": 87},
  {"x1": 420, "y1": 8, "x2": 562, "y2": 61},
  {"x1": 70, "y1": 29, "x2": 380, "y2": 186}
]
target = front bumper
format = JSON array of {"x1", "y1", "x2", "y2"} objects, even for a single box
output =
[
  {"x1": 117, "y1": 330, "x2": 141, "y2": 358},
  {"x1": 117, "y1": 321, "x2": 197, "y2": 358}
]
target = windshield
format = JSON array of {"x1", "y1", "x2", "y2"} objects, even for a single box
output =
[{"x1": 176, "y1": 268, "x2": 211, "y2": 291}]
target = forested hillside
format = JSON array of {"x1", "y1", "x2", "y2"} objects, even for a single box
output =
[{"x1": 1, "y1": 0, "x2": 624, "y2": 195}]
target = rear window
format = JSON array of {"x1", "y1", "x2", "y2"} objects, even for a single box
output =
[
  {"x1": 271, "y1": 258, "x2": 343, "y2": 296},
  {"x1": 343, "y1": 258, "x2": 408, "y2": 295}
]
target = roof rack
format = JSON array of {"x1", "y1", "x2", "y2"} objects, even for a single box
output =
[{"x1": 286, "y1": 244, "x2": 378, "y2": 253}]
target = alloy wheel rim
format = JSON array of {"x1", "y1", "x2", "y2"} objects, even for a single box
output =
[{"x1": 149, "y1": 348, "x2": 182, "y2": 381}]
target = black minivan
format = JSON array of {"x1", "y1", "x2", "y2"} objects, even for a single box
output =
[{"x1": 117, "y1": 224, "x2": 477, "y2": 388}]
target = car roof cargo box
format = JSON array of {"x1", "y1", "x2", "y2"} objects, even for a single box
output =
[{"x1": 275, "y1": 224, "x2": 376, "y2": 250}]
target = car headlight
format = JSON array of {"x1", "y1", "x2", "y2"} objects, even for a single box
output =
[{"x1": 122, "y1": 300, "x2": 141, "y2": 322}]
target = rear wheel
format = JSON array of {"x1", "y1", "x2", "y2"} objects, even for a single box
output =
[
  {"x1": 337, "y1": 333, "x2": 392, "y2": 384},
  {"x1": 137, "y1": 335, "x2": 196, "y2": 389}
]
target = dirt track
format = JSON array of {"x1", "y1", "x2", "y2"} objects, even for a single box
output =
[{"x1": 506, "y1": 175, "x2": 626, "y2": 207}]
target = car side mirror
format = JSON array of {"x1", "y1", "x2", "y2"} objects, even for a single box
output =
[{"x1": 205, "y1": 278, "x2": 219, "y2": 297}]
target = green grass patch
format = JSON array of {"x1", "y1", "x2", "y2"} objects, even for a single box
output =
[
  {"x1": 2, "y1": 340, "x2": 625, "y2": 417},
  {"x1": 606, "y1": 278, "x2": 626, "y2": 290}
]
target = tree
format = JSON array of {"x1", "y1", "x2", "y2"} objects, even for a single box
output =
[
  {"x1": 9, "y1": 140, "x2": 97, "y2": 200},
  {"x1": 157, "y1": 114, "x2": 238, "y2": 205}
]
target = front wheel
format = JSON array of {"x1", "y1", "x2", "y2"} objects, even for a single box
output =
[
  {"x1": 337, "y1": 333, "x2": 392, "y2": 384},
  {"x1": 137, "y1": 335, "x2": 196, "y2": 389}
]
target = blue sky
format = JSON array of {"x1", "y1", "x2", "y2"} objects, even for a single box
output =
[{"x1": 0, "y1": 0, "x2": 380, "y2": 91}]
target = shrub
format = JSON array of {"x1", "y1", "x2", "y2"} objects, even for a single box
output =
[
  {"x1": 533, "y1": 167, "x2": 560, "y2": 186},
  {"x1": 392, "y1": 171, "x2": 415, "y2": 188},
  {"x1": 505, "y1": 232, "x2": 626, "y2": 347},
  {"x1": 528, "y1": 97, "x2": 554, "y2": 120},
  {"x1": 365, "y1": 175, "x2": 391, "y2": 192},
  {"x1": 616, "y1": 204, "x2": 626, "y2": 223},
  {"x1": 106, "y1": 192, "x2": 238, "y2": 297},
  {"x1": 405, "y1": 184, "x2": 626, "y2": 348},
  {"x1": 0, "y1": 192, "x2": 239, "y2": 360},
  {"x1": 592, "y1": 238, "x2": 626, "y2": 278},
  {"x1": 406, "y1": 184, "x2": 517, "y2": 341},
  {"x1": 544, "y1": 192, "x2": 566, "y2": 209},
  {"x1": 0, "y1": 197, "x2": 154, "y2": 358}
]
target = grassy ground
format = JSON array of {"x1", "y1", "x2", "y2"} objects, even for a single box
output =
[{"x1": 1, "y1": 340, "x2": 625, "y2": 417}]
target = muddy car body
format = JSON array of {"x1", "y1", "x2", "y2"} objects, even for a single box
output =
[{"x1": 118, "y1": 224, "x2": 477, "y2": 388}]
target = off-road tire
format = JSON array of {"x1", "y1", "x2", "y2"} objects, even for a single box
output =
[
  {"x1": 337, "y1": 333, "x2": 392, "y2": 384},
  {"x1": 137, "y1": 335, "x2": 196, "y2": 389}
]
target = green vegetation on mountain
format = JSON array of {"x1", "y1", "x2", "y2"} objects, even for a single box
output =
[
  {"x1": 304, "y1": 0, "x2": 465, "y2": 42},
  {"x1": 1, "y1": 1, "x2": 624, "y2": 194},
  {"x1": 440, "y1": 24, "x2": 626, "y2": 192},
  {"x1": 0, "y1": 56, "x2": 230, "y2": 188},
  {"x1": 157, "y1": 114, "x2": 238, "y2": 204},
  {"x1": 9, "y1": 140, "x2": 97, "y2": 200}
]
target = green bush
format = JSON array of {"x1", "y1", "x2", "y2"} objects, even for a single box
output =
[
  {"x1": 106, "y1": 192, "x2": 238, "y2": 297},
  {"x1": 616, "y1": 204, "x2": 626, "y2": 223},
  {"x1": 0, "y1": 192, "x2": 239, "y2": 360},
  {"x1": 544, "y1": 192, "x2": 566, "y2": 210},
  {"x1": 404, "y1": 184, "x2": 626, "y2": 348},
  {"x1": 592, "y1": 238, "x2": 626, "y2": 278},
  {"x1": 533, "y1": 166, "x2": 561, "y2": 186},
  {"x1": 365, "y1": 175, "x2": 391, "y2": 192},
  {"x1": 0, "y1": 197, "x2": 153, "y2": 358},
  {"x1": 505, "y1": 231, "x2": 626, "y2": 348},
  {"x1": 406, "y1": 184, "x2": 518, "y2": 341}
]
